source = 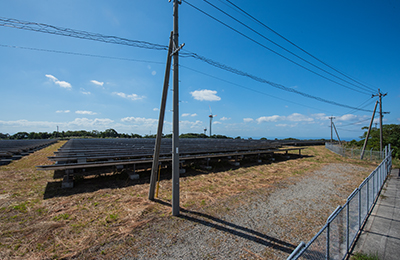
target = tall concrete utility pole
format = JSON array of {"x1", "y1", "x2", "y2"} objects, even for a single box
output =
[
  {"x1": 372, "y1": 89, "x2": 387, "y2": 153},
  {"x1": 172, "y1": 0, "x2": 181, "y2": 216},
  {"x1": 329, "y1": 116, "x2": 335, "y2": 143}
]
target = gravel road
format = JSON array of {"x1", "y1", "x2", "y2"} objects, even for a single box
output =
[{"x1": 123, "y1": 163, "x2": 370, "y2": 260}]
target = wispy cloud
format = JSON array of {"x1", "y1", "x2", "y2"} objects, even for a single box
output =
[
  {"x1": 153, "y1": 108, "x2": 159, "y2": 111},
  {"x1": 75, "y1": 110, "x2": 97, "y2": 115},
  {"x1": 80, "y1": 88, "x2": 91, "y2": 95},
  {"x1": 256, "y1": 113, "x2": 313, "y2": 123},
  {"x1": 191, "y1": 113, "x2": 197, "y2": 117},
  {"x1": 220, "y1": 117, "x2": 231, "y2": 121},
  {"x1": 243, "y1": 118, "x2": 254, "y2": 123},
  {"x1": 112, "y1": 92, "x2": 144, "y2": 101},
  {"x1": 90, "y1": 80, "x2": 104, "y2": 87},
  {"x1": 182, "y1": 113, "x2": 190, "y2": 117},
  {"x1": 190, "y1": 89, "x2": 221, "y2": 101},
  {"x1": 121, "y1": 117, "x2": 157, "y2": 125},
  {"x1": 46, "y1": 74, "x2": 72, "y2": 89},
  {"x1": 56, "y1": 110, "x2": 70, "y2": 113}
]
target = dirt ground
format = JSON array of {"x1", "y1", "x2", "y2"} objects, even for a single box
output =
[{"x1": 0, "y1": 142, "x2": 380, "y2": 259}]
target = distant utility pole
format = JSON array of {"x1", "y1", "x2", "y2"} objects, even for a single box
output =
[
  {"x1": 372, "y1": 89, "x2": 387, "y2": 153},
  {"x1": 329, "y1": 116, "x2": 335, "y2": 143}
]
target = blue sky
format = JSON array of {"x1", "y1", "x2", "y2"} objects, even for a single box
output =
[{"x1": 0, "y1": 0, "x2": 399, "y2": 139}]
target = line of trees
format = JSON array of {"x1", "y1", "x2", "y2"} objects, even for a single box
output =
[
  {"x1": 346, "y1": 124, "x2": 400, "y2": 159},
  {"x1": 0, "y1": 129, "x2": 236, "y2": 140}
]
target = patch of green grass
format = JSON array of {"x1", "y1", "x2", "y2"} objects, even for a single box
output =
[
  {"x1": 351, "y1": 252, "x2": 379, "y2": 260},
  {"x1": 52, "y1": 213, "x2": 70, "y2": 221},
  {"x1": 12, "y1": 202, "x2": 27, "y2": 213},
  {"x1": 106, "y1": 213, "x2": 119, "y2": 222}
]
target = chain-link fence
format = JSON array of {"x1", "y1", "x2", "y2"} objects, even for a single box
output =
[
  {"x1": 325, "y1": 143, "x2": 384, "y2": 161},
  {"x1": 288, "y1": 145, "x2": 392, "y2": 260}
]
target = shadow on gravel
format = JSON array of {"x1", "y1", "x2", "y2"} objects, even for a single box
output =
[{"x1": 154, "y1": 199, "x2": 296, "y2": 254}]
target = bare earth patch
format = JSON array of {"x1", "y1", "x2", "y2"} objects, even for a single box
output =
[{"x1": 0, "y1": 143, "x2": 378, "y2": 259}]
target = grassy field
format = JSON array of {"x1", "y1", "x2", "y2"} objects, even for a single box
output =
[{"x1": 0, "y1": 142, "x2": 391, "y2": 259}]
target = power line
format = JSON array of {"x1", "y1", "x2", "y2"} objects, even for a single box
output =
[
  {"x1": 197, "y1": 0, "x2": 374, "y2": 94},
  {"x1": 0, "y1": 17, "x2": 168, "y2": 51},
  {"x1": 181, "y1": 51, "x2": 373, "y2": 112},
  {"x1": 221, "y1": 0, "x2": 377, "y2": 93},
  {"x1": 180, "y1": 64, "x2": 335, "y2": 114},
  {"x1": 1, "y1": 16, "x2": 373, "y2": 112},
  {"x1": 0, "y1": 44, "x2": 165, "y2": 64},
  {"x1": 182, "y1": 0, "x2": 372, "y2": 95}
]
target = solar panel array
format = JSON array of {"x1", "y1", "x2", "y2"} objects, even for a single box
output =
[
  {"x1": 0, "y1": 139, "x2": 58, "y2": 165},
  {"x1": 37, "y1": 138, "x2": 323, "y2": 172}
]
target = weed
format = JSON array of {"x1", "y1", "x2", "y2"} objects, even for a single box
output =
[
  {"x1": 52, "y1": 213, "x2": 70, "y2": 221},
  {"x1": 351, "y1": 252, "x2": 379, "y2": 260},
  {"x1": 106, "y1": 213, "x2": 119, "y2": 222},
  {"x1": 12, "y1": 202, "x2": 27, "y2": 213}
]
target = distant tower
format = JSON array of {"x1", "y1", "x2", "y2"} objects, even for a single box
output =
[{"x1": 209, "y1": 106, "x2": 217, "y2": 137}]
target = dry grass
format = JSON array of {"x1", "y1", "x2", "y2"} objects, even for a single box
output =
[{"x1": 0, "y1": 143, "x2": 379, "y2": 259}]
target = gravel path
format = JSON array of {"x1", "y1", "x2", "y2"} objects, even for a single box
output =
[{"x1": 124, "y1": 163, "x2": 370, "y2": 259}]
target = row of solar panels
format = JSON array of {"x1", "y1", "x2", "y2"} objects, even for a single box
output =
[
  {"x1": 0, "y1": 139, "x2": 58, "y2": 165},
  {"x1": 37, "y1": 138, "x2": 324, "y2": 171}
]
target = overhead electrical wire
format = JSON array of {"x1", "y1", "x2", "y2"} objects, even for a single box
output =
[
  {"x1": 1, "y1": 42, "x2": 335, "y2": 114},
  {"x1": 180, "y1": 51, "x2": 373, "y2": 112},
  {"x1": 0, "y1": 16, "x2": 373, "y2": 113},
  {"x1": 220, "y1": 0, "x2": 377, "y2": 93},
  {"x1": 0, "y1": 44, "x2": 165, "y2": 64},
  {"x1": 0, "y1": 17, "x2": 168, "y2": 51},
  {"x1": 194, "y1": 0, "x2": 373, "y2": 95},
  {"x1": 181, "y1": 1, "x2": 371, "y2": 95},
  {"x1": 179, "y1": 64, "x2": 336, "y2": 114}
]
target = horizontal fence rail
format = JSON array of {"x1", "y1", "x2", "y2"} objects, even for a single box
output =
[
  {"x1": 289, "y1": 144, "x2": 392, "y2": 260},
  {"x1": 325, "y1": 143, "x2": 383, "y2": 161}
]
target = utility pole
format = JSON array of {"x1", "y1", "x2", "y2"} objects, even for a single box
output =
[
  {"x1": 148, "y1": 31, "x2": 173, "y2": 201},
  {"x1": 329, "y1": 116, "x2": 335, "y2": 143},
  {"x1": 372, "y1": 89, "x2": 387, "y2": 153},
  {"x1": 171, "y1": 0, "x2": 182, "y2": 216},
  {"x1": 360, "y1": 101, "x2": 378, "y2": 159}
]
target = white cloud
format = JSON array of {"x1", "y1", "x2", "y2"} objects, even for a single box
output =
[
  {"x1": 90, "y1": 80, "x2": 104, "y2": 87},
  {"x1": 190, "y1": 89, "x2": 221, "y2": 101},
  {"x1": 56, "y1": 110, "x2": 70, "y2": 113},
  {"x1": 112, "y1": 92, "x2": 144, "y2": 101},
  {"x1": 75, "y1": 110, "x2": 97, "y2": 115},
  {"x1": 69, "y1": 118, "x2": 114, "y2": 127},
  {"x1": 151, "y1": 71, "x2": 156, "y2": 76},
  {"x1": 191, "y1": 113, "x2": 197, "y2": 117},
  {"x1": 180, "y1": 120, "x2": 203, "y2": 129},
  {"x1": 256, "y1": 113, "x2": 313, "y2": 124},
  {"x1": 182, "y1": 113, "x2": 190, "y2": 117},
  {"x1": 153, "y1": 108, "x2": 159, "y2": 111},
  {"x1": 213, "y1": 121, "x2": 222, "y2": 125},
  {"x1": 220, "y1": 117, "x2": 230, "y2": 121},
  {"x1": 336, "y1": 114, "x2": 358, "y2": 121},
  {"x1": 121, "y1": 117, "x2": 158, "y2": 125},
  {"x1": 286, "y1": 113, "x2": 313, "y2": 122},
  {"x1": 312, "y1": 113, "x2": 329, "y2": 121},
  {"x1": 256, "y1": 115, "x2": 283, "y2": 123},
  {"x1": 276, "y1": 123, "x2": 297, "y2": 128},
  {"x1": 46, "y1": 74, "x2": 72, "y2": 89},
  {"x1": 243, "y1": 118, "x2": 254, "y2": 123},
  {"x1": 80, "y1": 88, "x2": 91, "y2": 95}
]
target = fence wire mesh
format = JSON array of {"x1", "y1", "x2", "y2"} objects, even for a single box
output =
[
  {"x1": 325, "y1": 143, "x2": 383, "y2": 161},
  {"x1": 290, "y1": 145, "x2": 392, "y2": 260}
]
